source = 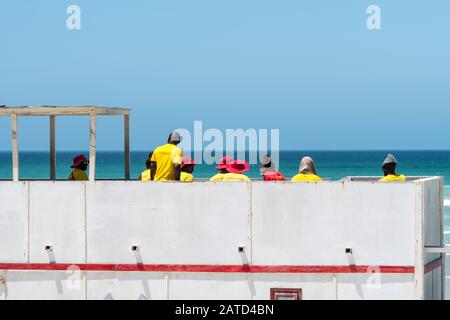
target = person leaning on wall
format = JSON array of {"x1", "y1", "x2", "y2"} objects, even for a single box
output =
[
  {"x1": 180, "y1": 156, "x2": 196, "y2": 182},
  {"x1": 379, "y1": 153, "x2": 406, "y2": 182},
  {"x1": 291, "y1": 156, "x2": 322, "y2": 182},
  {"x1": 210, "y1": 156, "x2": 233, "y2": 181},
  {"x1": 150, "y1": 132, "x2": 183, "y2": 181},
  {"x1": 68, "y1": 154, "x2": 89, "y2": 181},
  {"x1": 220, "y1": 160, "x2": 251, "y2": 181}
]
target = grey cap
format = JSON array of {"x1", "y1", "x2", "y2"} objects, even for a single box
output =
[
  {"x1": 382, "y1": 153, "x2": 397, "y2": 166},
  {"x1": 169, "y1": 131, "x2": 182, "y2": 143},
  {"x1": 259, "y1": 154, "x2": 276, "y2": 175}
]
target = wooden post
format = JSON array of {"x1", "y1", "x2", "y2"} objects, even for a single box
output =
[
  {"x1": 50, "y1": 115, "x2": 56, "y2": 180},
  {"x1": 89, "y1": 113, "x2": 96, "y2": 182},
  {"x1": 11, "y1": 114, "x2": 19, "y2": 181},
  {"x1": 124, "y1": 114, "x2": 130, "y2": 180}
]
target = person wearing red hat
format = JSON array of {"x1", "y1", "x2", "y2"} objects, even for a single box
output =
[
  {"x1": 68, "y1": 155, "x2": 89, "y2": 181},
  {"x1": 221, "y1": 160, "x2": 251, "y2": 182},
  {"x1": 180, "y1": 156, "x2": 196, "y2": 182},
  {"x1": 209, "y1": 156, "x2": 232, "y2": 181}
]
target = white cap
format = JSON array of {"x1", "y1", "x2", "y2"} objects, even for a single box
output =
[
  {"x1": 382, "y1": 153, "x2": 397, "y2": 166},
  {"x1": 169, "y1": 131, "x2": 182, "y2": 143}
]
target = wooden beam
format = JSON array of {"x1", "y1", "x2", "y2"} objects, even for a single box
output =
[
  {"x1": 0, "y1": 106, "x2": 130, "y2": 116},
  {"x1": 50, "y1": 115, "x2": 56, "y2": 180},
  {"x1": 11, "y1": 115, "x2": 19, "y2": 181},
  {"x1": 89, "y1": 114, "x2": 96, "y2": 182},
  {"x1": 124, "y1": 114, "x2": 130, "y2": 180}
]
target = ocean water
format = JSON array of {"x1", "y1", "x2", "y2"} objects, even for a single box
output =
[{"x1": 1, "y1": 150, "x2": 450, "y2": 286}]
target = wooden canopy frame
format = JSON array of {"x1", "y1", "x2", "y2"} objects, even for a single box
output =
[{"x1": 0, "y1": 106, "x2": 131, "y2": 182}]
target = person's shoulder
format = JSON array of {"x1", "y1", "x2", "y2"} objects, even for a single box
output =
[
  {"x1": 210, "y1": 173, "x2": 223, "y2": 181},
  {"x1": 223, "y1": 173, "x2": 250, "y2": 181},
  {"x1": 153, "y1": 144, "x2": 167, "y2": 152},
  {"x1": 180, "y1": 172, "x2": 193, "y2": 181}
]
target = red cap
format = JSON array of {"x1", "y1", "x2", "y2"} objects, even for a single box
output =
[
  {"x1": 226, "y1": 160, "x2": 250, "y2": 174},
  {"x1": 216, "y1": 156, "x2": 232, "y2": 170},
  {"x1": 181, "y1": 156, "x2": 196, "y2": 169},
  {"x1": 70, "y1": 155, "x2": 89, "y2": 168}
]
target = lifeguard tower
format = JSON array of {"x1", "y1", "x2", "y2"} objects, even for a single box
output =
[{"x1": 0, "y1": 106, "x2": 131, "y2": 181}]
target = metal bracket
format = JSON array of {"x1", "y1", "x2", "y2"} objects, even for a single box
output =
[{"x1": 424, "y1": 246, "x2": 450, "y2": 253}]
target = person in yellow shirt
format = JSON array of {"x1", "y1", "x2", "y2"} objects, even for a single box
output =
[
  {"x1": 68, "y1": 155, "x2": 89, "y2": 181},
  {"x1": 138, "y1": 151, "x2": 153, "y2": 181},
  {"x1": 220, "y1": 160, "x2": 251, "y2": 182},
  {"x1": 180, "y1": 156, "x2": 196, "y2": 182},
  {"x1": 209, "y1": 156, "x2": 232, "y2": 181},
  {"x1": 291, "y1": 156, "x2": 322, "y2": 182},
  {"x1": 379, "y1": 153, "x2": 406, "y2": 182},
  {"x1": 150, "y1": 132, "x2": 183, "y2": 181}
]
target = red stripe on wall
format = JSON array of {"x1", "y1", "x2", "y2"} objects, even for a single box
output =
[
  {"x1": 424, "y1": 256, "x2": 443, "y2": 274},
  {"x1": 0, "y1": 263, "x2": 415, "y2": 274}
]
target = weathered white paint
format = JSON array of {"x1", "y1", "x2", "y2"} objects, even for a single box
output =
[
  {"x1": 86, "y1": 272, "x2": 166, "y2": 300},
  {"x1": 169, "y1": 273, "x2": 251, "y2": 300},
  {"x1": 0, "y1": 182, "x2": 28, "y2": 263},
  {"x1": 29, "y1": 182, "x2": 86, "y2": 263},
  {"x1": 4, "y1": 271, "x2": 86, "y2": 300},
  {"x1": 0, "y1": 177, "x2": 444, "y2": 300},
  {"x1": 86, "y1": 182, "x2": 251, "y2": 265},
  {"x1": 336, "y1": 274, "x2": 415, "y2": 300},
  {"x1": 252, "y1": 182, "x2": 416, "y2": 266},
  {"x1": 422, "y1": 178, "x2": 444, "y2": 299}
]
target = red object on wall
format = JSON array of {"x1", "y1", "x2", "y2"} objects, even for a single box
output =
[{"x1": 270, "y1": 288, "x2": 302, "y2": 300}]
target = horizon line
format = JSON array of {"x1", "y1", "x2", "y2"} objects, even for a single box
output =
[{"x1": 1, "y1": 149, "x2": 450, "y2": 152}]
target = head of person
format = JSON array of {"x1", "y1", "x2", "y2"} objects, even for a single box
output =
[
  {"x1": 382, "y1": 153, "x2": 397, "y2": 176},
  {"x1": 227, "y1": 160, "x2": 250, "y2": 175},
  {"x1": 71, "y1": 155, "x2": 89, "y2": 171},
  {"x1": 216, "y1": 156, "x2": 232, "y2": 174},
  {"x1": 145, "y1": 151, "x2": 153, "y2": 169},
  {"x1": 299, "y1": 156, "x2": 317, "y2": 175},
  {"x1": 259, "y1": 154, "x2": 276, "y2": 175},
  {"x1": 181, "y1": 156, "x2": 196, "y2": 174},
  {"x1": 167, "y1": 131, "x2": 182, "y2": 146}
]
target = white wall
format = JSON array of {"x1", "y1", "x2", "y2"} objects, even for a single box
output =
[
  {"x1": 251, "y1": 181, "x2": 416, "y2": 266},
  {"x1": 0, "y1": 178, "x2": 442, "y2": 300},
  {"x1": 422, "y1": 177, "x2": 444, "y2": 300},
  {"x1": 0, "y1": 182, "x2": 28, "y2": 263}
]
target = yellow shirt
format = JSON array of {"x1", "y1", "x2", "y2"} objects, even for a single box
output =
[
  {"x1": 150, "y1": 144, "x2": 183, "y2": 181},
  {"x1": 220, "y1": 173, "x2": 250, "y2": 182},
  {"x1": 68, "y1": 168, "x2": 88, "y2": 181},
  {"x1": 139, "y1": 169, "x2": 151, "y2": 181},
  {"x1": 379, "y1": 174, "x2": 406, "y2": 182},
  {"x1": 180, "y1": 172, "x2": 194, "y2": 182},
  {"x1": 291, "y1": 173, "x2": 322, "y2": 182},
  {"x1": 210, "y1": 173, "x2": 226, "y2": 181}
]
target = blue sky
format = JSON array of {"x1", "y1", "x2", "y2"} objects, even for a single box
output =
[{"x1": 0, "y1": 0, "x2": 449, "y2": 151}]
